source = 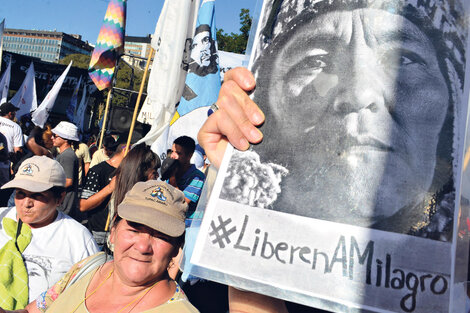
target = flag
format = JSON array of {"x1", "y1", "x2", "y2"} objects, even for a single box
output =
[
  {"x1": 218, "y1": 50, "x2": 246, "y2": 81},
  {"x1": 32, "y1": 61, "x2": 72, "y2": 128},
  {"x1": 88, "y1": 0, "x2": 126, "y2": 91},
  {"x1": 0, "y1": 19, "x2": 4, "y2": 39},
  {"x1": 136, "y1": 0, "x2": 200, "y2": 150},
  {"x1": 67, "y1": 76, "x2": 82, "y2": 121},
  {"x1": 150, "y1": 0, "x2": 221, "y2": 158},
  {"x1": 0, "y1": 55, "x2": 11, "y2": 104},
  {"x1": 0, "y1": 19, "x2": 5, "y2": 70},
  {"x1": 74, "y1": 83, "x2": 88, "y2": 132},
  {"x1": 10, "y1": 62, "x2": 37, "y2": 119}
]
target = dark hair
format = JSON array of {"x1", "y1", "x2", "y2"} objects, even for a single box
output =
[
  {"x1": 112, "y1": 143, "x2": 161, "y2": 211},
  {"x1": 173, "y1": 136, "x2": 196, "y2": 155},
  {"x1": 48, "y1": 186, "x2": 66, "y2": 199},
  {"x1": 188, "y1": 24, "x2": 219, "y2": 76},
  {"x1": 103, "y1": 135, "x2": 118, "y2": 152},
  {"x1": 112, "y1": 215, "x2": 185, "y2": 247}
]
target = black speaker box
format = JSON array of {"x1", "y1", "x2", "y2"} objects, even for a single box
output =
[{"x1": 107, "y1": 107, "x2": 150, "y2": 143}]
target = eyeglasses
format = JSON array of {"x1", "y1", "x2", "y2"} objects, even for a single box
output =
[{"x1": 51, "y1": 133, "x2": 60, "y2": 139}]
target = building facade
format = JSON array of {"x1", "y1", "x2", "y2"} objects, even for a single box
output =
[
  {"x1": 123, "y1": 35, "x2": 152, "y2": 70},
  {"x1": 2, "y1": 28, "x2": 93, "y2": 63}
]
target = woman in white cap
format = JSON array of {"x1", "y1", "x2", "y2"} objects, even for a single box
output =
[
  {"x1": 4, "y1": 180, "x2": 198, "y2": 312},
  {"x1": 0, "y1": 156, "x2": 98, "y2": 310}
]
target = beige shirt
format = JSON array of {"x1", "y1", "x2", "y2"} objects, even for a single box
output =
[
  {"x1": 74, "y1": 143, "x2": 91, "y2": 185},
  {"x1": 89, "y1": 148, "x2": 109, "y2": 169},
  {"x1": 44, "y1": 266, "x2": 199, "y2": 313}
]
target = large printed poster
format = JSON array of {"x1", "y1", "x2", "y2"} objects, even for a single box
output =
[{"x1": 190, "y1": 0, "x2": 470, "y2": 312}]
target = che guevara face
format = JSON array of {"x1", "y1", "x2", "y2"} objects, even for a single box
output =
[{"x1": 261, "y1": 8, "x2": 450, "y2": 226}]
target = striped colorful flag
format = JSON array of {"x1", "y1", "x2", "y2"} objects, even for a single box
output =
[{"x1": 88, "y1": 0, "x2": 126, "y2": 91}]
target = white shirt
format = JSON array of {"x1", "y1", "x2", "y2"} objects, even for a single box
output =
[
  {"x1": 0, "y1": 116, "x2": 23, "y2": 153},
  {"x1": 0, "y1": 207, "x2": 99, "y2": 302}
]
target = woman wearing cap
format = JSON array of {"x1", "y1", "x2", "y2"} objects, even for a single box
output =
[
  {"x1": 2, "y1": 180, "x2": 198, "y2": 313},
  {"x1": 0, "y1": 156, "x2": 98, "y2": 310}
]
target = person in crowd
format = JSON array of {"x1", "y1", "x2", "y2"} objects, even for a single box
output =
[
  {"x1": 0, "y1": 102, "x2": 24, "y2": 206},
  {"x1": 160, "y1": 157, "x2": 179, "y2": 182},
  {"x1": 0, "y1": 102, "x2": 23, "y2": 155},
  {"x1": 0, "y1": 156, "x2": 98, "y2": 309},
  {"x1": 169, "y1": 136, "x2": 205, "y2": 222},
  {"x1": 86, "y1": 134, "x2": 98, "y2": 158},
  {"x1": 79, "y1": 136, "x2": 126, "y2": 248},
  {"x1": 89, "y1": 133, "x2": 120, "y2": 168},
  {"x1": 111, "y1": 143, "x2": 161, "y2": 211},
  {"x1": 51, "y1": 121, "x2": 80, "y2": 219},
  {"x1": 1, "y1": 180, "x2": 198, "y2": 312},
  {"x1": 73, "y1": 141, "x2": 91, "y2": 187},
  {"x1": 0, "y1": 133, "x2": 10, "y2": 206},
  {"x1": 167, "y1": 139, "x2": 227, "y2": 312},
  {"x1": 25, "y1": 125, "x2": 53, "y2": 158}
]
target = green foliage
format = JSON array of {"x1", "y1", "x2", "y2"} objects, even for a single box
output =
[
  {"x1": 58, "y1": 53, "x2": 91, "y2": 69},
  {"x1": 217, "y1": 8, "x2": 252, "y2": 54},
  {"x1": 112, "y1": 61, "x2": 149, "y2": 107},
  {"x1": 58, "y1": 53, "x2": 149, "y2": 108}
]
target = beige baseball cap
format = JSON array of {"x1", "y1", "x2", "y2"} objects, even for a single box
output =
[
  {"x1": 118, "y1": 180, "x2": 188, "y2": 237},
  {"x1": 1, "y1": 156, "x2": 66, "y2": 192}
]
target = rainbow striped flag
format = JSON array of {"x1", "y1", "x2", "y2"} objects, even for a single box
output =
[{"x1": 88, "y1": 0, "x2": 126, "y2": 91}]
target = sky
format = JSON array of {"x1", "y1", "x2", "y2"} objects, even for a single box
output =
[{"x1": 0, "y1": 0, "x2": 257, "y2": 43}]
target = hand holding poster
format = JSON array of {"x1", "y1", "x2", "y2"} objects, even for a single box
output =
[{"x1": 188, "y1": 0, "x2": 470, "y2": 312}]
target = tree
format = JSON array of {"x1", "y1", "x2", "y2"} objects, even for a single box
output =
[
  {"x1": 217, "y1": 8, "x2": 252, "y2": 54},
  {"x1": 58, "y1": 53, "x2": 149, "y2": 107},
  {"x1": 59, "y1": 53, "x2": 149, "y2": 128},
  {"x1": 58, "y1": 53, "x2": 91, "y2": 69}
]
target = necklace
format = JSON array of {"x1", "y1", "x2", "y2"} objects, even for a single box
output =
[
  {"x1": 69, "y1": 267, "x2": 114, "y2": 313},
  {"x1": 69, "y1": 267, "x2": 162, "y2": 313},
  {"x1": 116, "y1": 280, "x2": 160, "y2": 313}
]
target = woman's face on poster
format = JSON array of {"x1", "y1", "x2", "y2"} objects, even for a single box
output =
[{"x1": 266, "y1": 8, "x2": 449, "y2": 224}]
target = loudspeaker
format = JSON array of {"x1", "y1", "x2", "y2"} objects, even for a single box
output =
[{"x1": 107, "y1": 107, "x2": 150, "y2": 143}]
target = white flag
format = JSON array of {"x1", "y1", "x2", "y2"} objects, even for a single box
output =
[
  {"x1": 0, "y1": 55, "x2": 11, "y2": 104},
  {"x1": 10, "y1": 62, "x2": 37, "y2": 119},
  {"x1": 136, "y1": 0, "x2": 200, "y2": 146},
  {"x1": 218, "y1": 50, "x2": 246, "y2": 81},
  {"x1": 74, "y1": 84, "x2": 87, "y2": 132},
  {"x1": 32, "y1": 61, "x2": 72, "y2": 128}
]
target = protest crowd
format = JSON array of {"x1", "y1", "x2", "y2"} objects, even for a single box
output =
[
  {"x1": 0, "y1": 67, "x2": 304, "y2": 313},
  {"x1": 0, "y1": 0, "x2": 468, "y2": 312}
]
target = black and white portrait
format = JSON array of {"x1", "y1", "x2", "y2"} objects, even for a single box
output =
[
  {"x1": 220, "y1": 0, "x2": 467, "y2": 240},
  {"x1": 24, "y1": 255, "x2": 53, "y2": 297},
  {"x1": 188, "y1": 24, "x2": 219, "y2": 77}
]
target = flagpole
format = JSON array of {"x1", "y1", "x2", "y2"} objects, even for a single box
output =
[
  {"x1": 124, "y1": 48, "x2": 154, "y2": 156},
  {"x1": 98, "y1": 89, "x2": 113, "y2": 149}
]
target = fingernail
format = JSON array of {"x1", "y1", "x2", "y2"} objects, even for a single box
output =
[
  {"x1": 239, "y1": 138, "x2": 249, "y2": 150},
  {"x1": 250, "y1": 128, "x2": 262, "y2": 141},
  {"x1": 252, "y1": 111, "x2": 264, "y2": 124},
  {"x1": 244, "y1": 77, "x2": 255, "y2": 88}
]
